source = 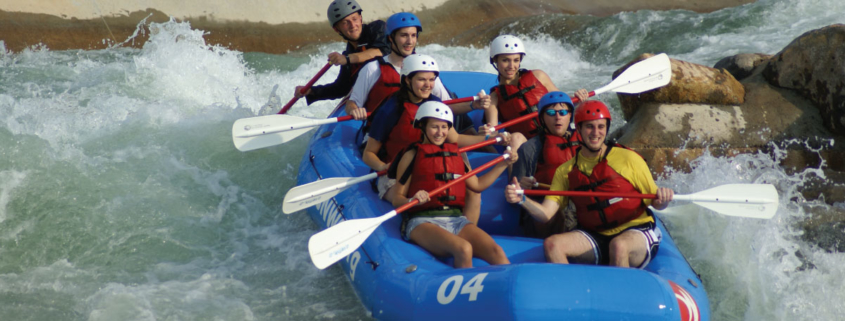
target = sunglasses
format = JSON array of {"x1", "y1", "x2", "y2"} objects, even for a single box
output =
[{"x1": 543, "y1": 109, "x2": 570, "y2": 117}]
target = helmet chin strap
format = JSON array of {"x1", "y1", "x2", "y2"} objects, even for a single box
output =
[{"x1": 389, "y1": 36, "x2": 412, "y2": 58}]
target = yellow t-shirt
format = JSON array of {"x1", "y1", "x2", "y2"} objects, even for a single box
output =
[{"x1": 546, "y1": 146, "x2": 657, "y2": 236}]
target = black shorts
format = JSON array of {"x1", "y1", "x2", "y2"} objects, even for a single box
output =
[{"x1": 576, "y1": 221, "x2": 662, "y2": 268}]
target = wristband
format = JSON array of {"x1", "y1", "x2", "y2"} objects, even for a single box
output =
[
  {"x1": 484, "y1": 134, "x2": 490, "y2": 141},
  {"x1": 344, "y1": 54, "x2": 351, "y2": 64},
  {"x1": 518, "y1": 194, "x2": 526, "y2": 205},
  {"x1": 470, "y1": 100, "x2": 476, "y2": 110}
]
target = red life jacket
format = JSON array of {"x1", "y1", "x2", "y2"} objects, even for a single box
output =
[
  {"x1": 405, "y1": 143, "x2": 466, "y2": 212},
  {"x1": 534, "y1": 131, "x2": 581, "y2": 185},
  {"x1": 567, "y1": 144, "x2": 648, "y2": 232},
  {"x1": 363, "y1": 57, "x2": 401, "y2": 116},
  {"x1": 381, "y1": 100, "x2": 424, "y2": 164},
  {"x1": 491, "y1": 70, "x2": 548, "y2": 139}
]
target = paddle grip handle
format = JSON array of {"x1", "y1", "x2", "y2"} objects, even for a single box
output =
[
  {"x1": 458, "y1": 136, "x2": 501, "y2": 152},
  {"x1": 395, "y1": 155, "x2": 508, "y2": 215},
  {"x1": 336, "y1": 112, "x2": 373, "y2": 122},
  {"x1": 279, "y1": 63, "x2": 332, "y2": 114},
  {"x1": 443, "y1": 96, "x2": 475, "y2": 105}
]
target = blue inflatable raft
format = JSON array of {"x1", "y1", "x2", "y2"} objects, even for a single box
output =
[{"x1": 294, "y1": 71, "x2": 710, "y2": 321}]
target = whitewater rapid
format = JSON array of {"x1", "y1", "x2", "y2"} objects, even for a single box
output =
[{"x1": 1, "y1": 0, "x2": 844, "y2": 320}]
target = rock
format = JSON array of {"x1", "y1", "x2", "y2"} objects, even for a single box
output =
[
  {"x1": 713, "y1": 53, "x2": 772, "y2": 81},
  {"x1": 615, "y1": 53, "x2": 746, "y2": 121},
  {"x1": 611, "y1": 60, "x2": 845, "y2": 176},
  {"x1": 762, "y1": 24, "x2": 845, "y2": 136},
  {"x1": 799, "y1": 204, "x2": 845, "y2": 253},
  {"x1": 800, "y1": 169, "x2": 845, "y2": 205}
]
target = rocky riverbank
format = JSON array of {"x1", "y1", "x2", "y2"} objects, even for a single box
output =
[
  {"x1": 1, "y1": 0, "x2": 755, "y2": 53},
  {"x1": 611, "y1": 24, "x2": 845, "y2": 206}
]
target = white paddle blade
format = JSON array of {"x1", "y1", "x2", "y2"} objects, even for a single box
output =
[
  {"x1": 693, "y1": 200, "x2": 778, "y2": 219},
  {"x1": 233, "y1": 126, "x2": 313, "y2": 151},
  {"x1": 283, "y1": 186, "x2": 340, "y2": 214},
  {"x1": 283, "y1": 173, "x2": 379, "y2": 214},
  {"x1": 232, "y1": 114, "x2": 317, "y2": 151},
  {"x1": 673, "y1": 184, "x2": 780, "y2": 219},
  {"x1": 597, "y1": 53, "x2": 672, "y2": 95},
  {"x1": 308, "y1": 211, "x2": 397, "y2": 269}
]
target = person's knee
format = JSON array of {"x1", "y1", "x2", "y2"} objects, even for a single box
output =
[
  {"x1": 609, "y1": 238, "x2": 630, "y2": 260},
  {"x1": 543, "y1": 235, "x2": 562, "y2": 253},
  {"x1": 455, "y1": 239, "x2": 473, "y2": 259}
]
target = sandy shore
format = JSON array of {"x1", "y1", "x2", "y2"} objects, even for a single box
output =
[{"x1": 0, "y1": 0, "x2": 756, "y2": 53}]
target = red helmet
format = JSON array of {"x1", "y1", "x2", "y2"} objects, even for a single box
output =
[{"x1": 574, "y1": 100, "x2": 612, "y2": 125}]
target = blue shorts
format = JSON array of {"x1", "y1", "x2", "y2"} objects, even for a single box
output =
[
  {"x1": 402, "y1": 216, "x2": 471, "y2": 241},
  {"x1": 576, "y1": 222, "x2": 662, "y2": 269}
]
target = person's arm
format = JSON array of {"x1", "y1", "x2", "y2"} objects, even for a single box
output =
[
  {"x1": 391, "y1": 149, "x2": 429, "y2": 207},
  {"x1": 449, "y1": 89, "x2": 490, "y2": 115},
  {"x1": 454, "y1": 130, "x2": 510, "y2": 148},
  {"x1": 511, "y1": 140, "x2": 539, "y2": 189},
  {"x1": 652, "y1": 187, "x2": 674, "y2": 210},
  {"x1": 362, "y1": 137, "x2": 389, "y2": 172},
  {"x1": 618, "y1": 149, "x2": 675, "y2": 210},
  {"x1": 465, "y1": 148, "x2": 518, "y2": 192},
  {"x1": 349, "y1": 48, "x2": 383, "y2": 65},
  {"x1": 504, "y1": 177, "x2": 560, "y2": 223},
  {"x1": 532, "y1": 69, "x2": 560, "y2": 92},
  {"x1": 345, "y1": 61, "x2": 380, "y2": 119},
  {"x1": 483, "y1": 93, "x2": 500, "y2": 126},
  {"x1": 306, "y1": 66, "x2": 351, "y2": 103}
]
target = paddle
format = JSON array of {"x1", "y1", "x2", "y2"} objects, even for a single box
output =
[
  {"x1": 283, "y1": 136, "x2": 503, "y2": 214},
  {"x1": 233, "y1": 95, "x2": 483, "y2": 152},
  {"x1": 277, "y1": 63, "x2": 332, "y2": 114},
  {"x1": 308, "y1": 153, "x2": 510, "y2": 270},
  {"x1": 493, "y1": 53, "x2": 672, "y2": 132},
  {"x1": 519, "y1": 183, "x2": 779, "y2": 219}
]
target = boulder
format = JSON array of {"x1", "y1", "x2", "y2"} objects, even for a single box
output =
[
  {"x1": 713, "y1": 53, "x2": 772, "y2": 81},
  {"x1": 763, "y1": 24, "x2": 845, "y2": 135},
  {"x1": 615, "y1": 53, "x2": 746, "y2": 121},
  {"x1": 610, "y1": 56, "x2": 843, "y2": 177}
]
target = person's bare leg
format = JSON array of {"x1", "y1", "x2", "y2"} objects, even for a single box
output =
[
  {"x1": 410, "y1": 223, "x2": 474, "y2": 268},
  {"x1": 458, "y1": 224, "x2": 509, "y2": 265},
  {"x1": 608, "y1": 230, "x2": 648, "y2": 268},
  {"x1": 544, "y1": 231, "x2": 595, "y2": 264}
]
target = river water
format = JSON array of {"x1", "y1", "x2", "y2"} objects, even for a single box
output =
[{"x1": 1, "y1": 0, "x2": 843, "y2": 320}]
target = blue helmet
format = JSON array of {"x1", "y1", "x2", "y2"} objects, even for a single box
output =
[
  {"x1": 538, "y1": 91, "x2": 574, "y2": 116},
  {"x1": 386, "y1": 12, "x2": 422, "y2": 35}
]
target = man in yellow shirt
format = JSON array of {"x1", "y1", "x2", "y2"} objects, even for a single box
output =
[{"x1": 505, "y1": 100, "x2": 674, "y2": 268}]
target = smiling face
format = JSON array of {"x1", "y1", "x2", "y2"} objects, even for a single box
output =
[
  {"x1": 541, "y1": 103, "x2": 572, "y2": 137},
  {"x1": 406, "y1": 71, "x2": 436, "y2": 101},
  {"x1": 577, "y1": 118, "x2": 608, "y2": 155},
  {"x1": 423, "y1": 118, "x2": 450, "y2": 145},
  {"x1": 391, "y1": 26, "x2": 418, "y2": 56},
  {"x1": 333, "y1": 12, "x2": 363, "y2": 41},
  {"x1": 494, "y1": 53, "x2": 522, "y2": 82}
]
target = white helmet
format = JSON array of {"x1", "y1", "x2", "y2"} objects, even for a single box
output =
[
  {"x1": 413, "y1": 101, "x2": 453, "y2": 129},
  {"x1": 489, "y1": 35, "x2": 526, "y2": 62},
  {"x1": 401, "y1": 54, "x2": 439, "y2": 77}
]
